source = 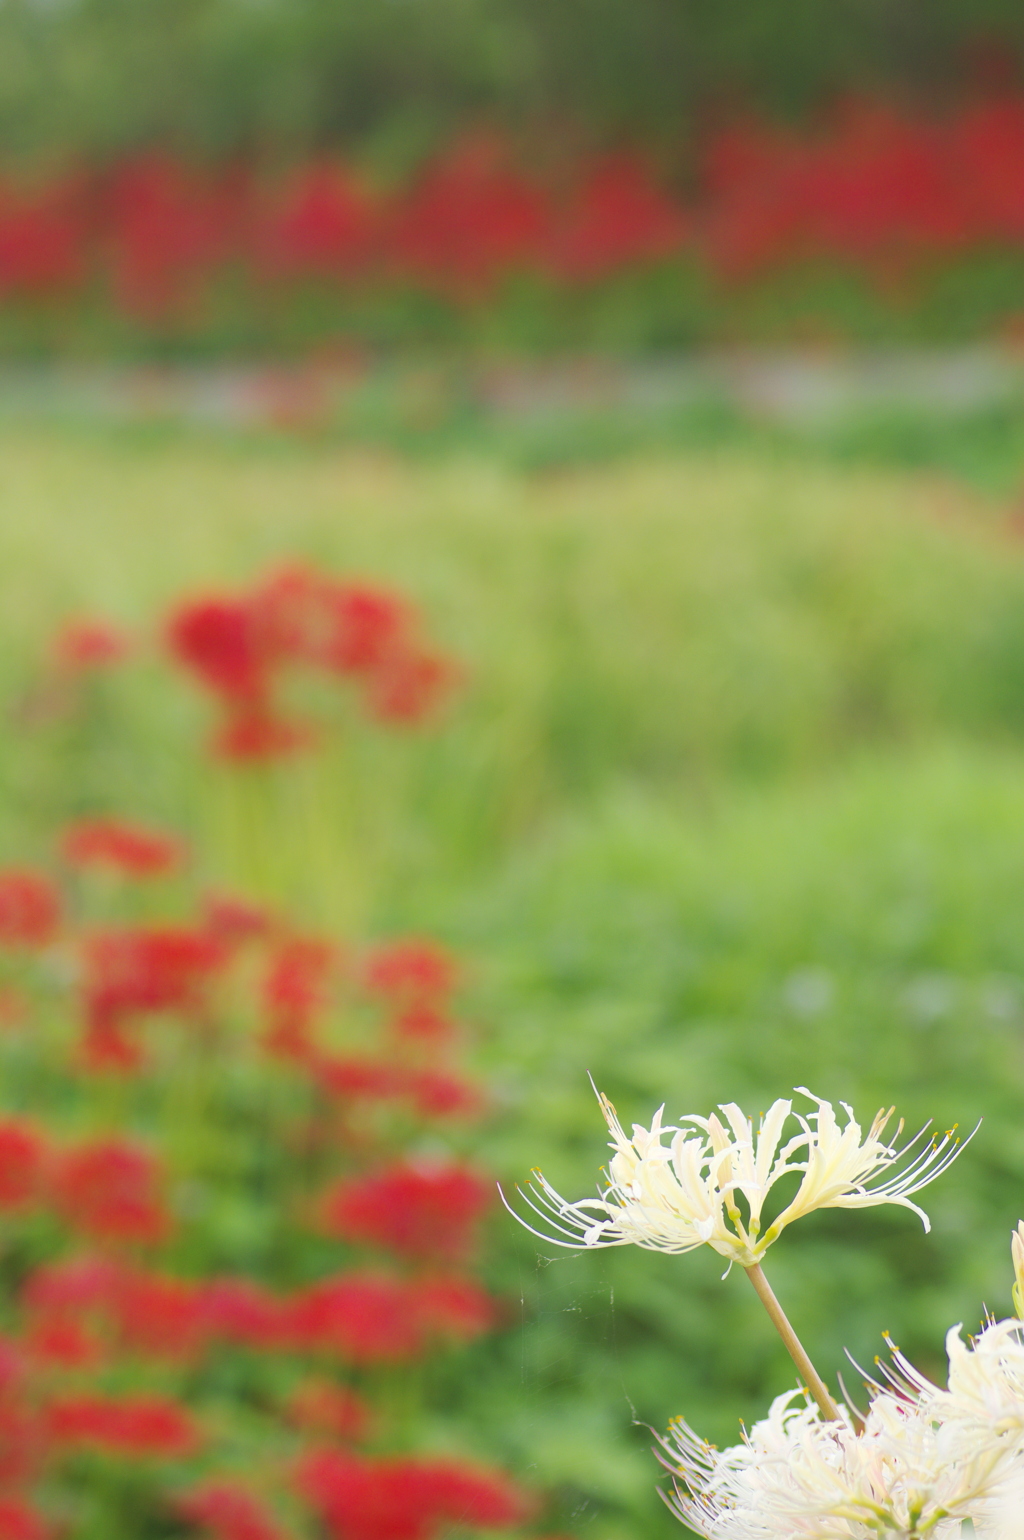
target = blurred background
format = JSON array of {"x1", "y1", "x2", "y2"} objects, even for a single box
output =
[{"x1": 2, "y1": 4, "x2": 1024, "y2": 1539}]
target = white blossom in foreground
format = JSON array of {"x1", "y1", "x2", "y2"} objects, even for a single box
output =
[
  {"x1": 508, "y1": 1087, "x2": 971, "y2": 1267},
  {"x1": 660, "y1": 1381, "x2": 1021, "y2": 1539}
]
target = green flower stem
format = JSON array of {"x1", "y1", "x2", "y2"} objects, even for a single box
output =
[{"x1": 744, "y1": 1261, "x2": 840, "y2": 1422}]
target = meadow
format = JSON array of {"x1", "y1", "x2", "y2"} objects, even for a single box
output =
[{"x1": 2, "y1": 424, "x2": 1024, "y2": 1537}]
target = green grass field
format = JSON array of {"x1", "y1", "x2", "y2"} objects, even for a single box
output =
[{"x1": 5, "y1": 425, "x2": 1024, "y2": 1537}]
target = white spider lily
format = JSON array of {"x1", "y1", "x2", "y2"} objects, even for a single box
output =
[
  {"x1": 661, "y1": 1378, "x2": 1022, "y2": 1539},
  {"x1": 508, "y1": 1085, "x2": 972, "y2": 1267}
]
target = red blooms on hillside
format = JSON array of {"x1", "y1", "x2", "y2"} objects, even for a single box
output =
[
  {"x1": 50, "y1": 1139, "x2": 169, "y2": 1246},
  {"x1": 16, "y1": 106, "x2": 1024, "y2": 331},
  {"x1": 0, "y1": 871, "x2": 60, "y2": 948},
  {"x1": 324, "y1": 1161, "x2": 491, "y2": 1265},
  {"x1": 61, "y1": 818, "x2": 182, "y2": 878}
]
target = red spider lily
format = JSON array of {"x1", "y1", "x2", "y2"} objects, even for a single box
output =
[
  {"x1": 283, "y1": 1273, "x2": 426, "y2": 1363},
  {"x1": 50, "y1": 1139, "x2": 170, "y2": 1246},
  {"x1": 81, "y1": 925, "x2": 227, "y2": 1067},
  {"x1": 0, "y1": 173, "x2": 88, "y2": 298},
  {"x1": 60, "y1": 818, "x2": 183, "y2": 879},
  {"x1": 323, "y1": 1162, "x2": 491, "y2": 1265},
  {"x1": 262, "y1": 938, "x2": 336, "y2": 1060},
  {"x1": 251, "y1": 569, "x2": 410, "y2": 677},
  {"x1": 106, "y1": 156, "x2": 248, "y2": 319},
  {"x1": 176, "y1": 1481, "x2": 290, "y2": 1540},
  {"x1": 258, "y1": 163, "x2": 377, "y2": 282},
  {"x1": 198, "y1": 1279, "x2": 285, "y2": 1350},
  {"x1": 24, "y1": 1258, "x2": 207, "y2": 1364},
  {"x1": 387, "y1": 138, "x2": 547, "y2": 297},
  {"x1": 287, "y1": 1380, "x2": 371, "y2": 1443},
  {"x1": 310, "y1": 1055, "x2": 409, "y2": 1101},
  {"x1": 388, "y1": 1001, "x2": 456, "y2": 1047},
  {"x1": 363, "y1": 941, "x2": 456, "y2": 1002},
  {"x1": 24, "y1": 1316, "x2": 100, "y2": 1369},
  {"x1": 107, "y1": 1268, "x2": 207, "y2": 1361},
  {"x1": 296, "y1": 1451, "x2": 529, "y2": 1540},
  {"x1": 0, "y1": 871, "x2": 61, "y2": 948},
  {"x1": 214, "y1": 708, "x2": 316, "y2": 761},
  {"x1": 202, "y1": 893, "x2": 273, "y2": 944},
  {"x1": 51, "y1": 619, "x2": 130, "y2": 670},
  {"x1": 406, "y1": 1070, "x2": 483, "y2": 1119},
  {"x1": 0, "y1": 1124, "x2": 47, "y2": 1211},
  {"x1": 0, "y1": 1494, "x2": 48, "y2": 1540},
  {"x1": 167, "y1": 597, "x2": 271, "y2": 706},
  {"x1": 363, "y1": 649, "x2": 458, "y2": 725},
  {"x1": 544, "y1": 152, "x2": 687, "y2": 283},
  {"x1": 415, "y1": 1276, "x2": 497, "y2": 1339},
  {"x1": 43, "y1": 1393, "x2": 198, "y2": 1456}
]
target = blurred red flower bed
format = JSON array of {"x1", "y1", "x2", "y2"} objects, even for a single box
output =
[
  {"x1": 0, "y1": 566, "x2": 530, "y2": 1540},
  {"x1": 5, "y1": 99, "x2": 1024, "y2": 334}
]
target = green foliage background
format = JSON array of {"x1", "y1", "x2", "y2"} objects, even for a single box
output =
[
  {"x1": 0, "y1": 0, "x2": 1023, "y2": 162},
  {"x1": 3, "y1": 425, "x2": 1024, "y2": 1535}
]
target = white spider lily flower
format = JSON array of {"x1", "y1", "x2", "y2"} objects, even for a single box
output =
[
  {"x1": 930, "y1": 1318, "x2": 1024, "y2": 1448},
  {"x1": 507, "y1": 1086, "x2": 973, "y2": 1267},
  {"x1": 660, "y1": 1381, "x2": 1021, "y2": 1539},
  {"x1": 1013, "y1": 1222, "x2": 1024, "y2": 1320}
]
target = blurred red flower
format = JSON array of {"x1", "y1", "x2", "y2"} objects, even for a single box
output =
[
  {"x1": 51, "y1": 619, "x2": 130, "y2": 670},
  {"x1": 363, "y1": 650, "x2": 458, "y2": 725},
  {"x1": 0, "y1": 1495, "x2": 48, "y2": 1540},
  {"x1": 296, "y1": 1451, "x2": 529, "y2": 1540},
  {"x1": 363, "y1": 941, "x2": 455, "y2": 1002},
  {"x1": 44, "y1": 1393, "x2": 198, "y2": 1456},
  {"x1": 176, "y1": 1481, "x2": 289, "y2": 1540},
  {"x1": 284, "y1": 1273, "x2": 425, "y2": 1363},
  {"x1": 168, "y1": 597, "x2": 271, "y2": 706},
  {"x1": 262, "y1": 938, "x2": 336, "y2": 1060},
  {"x1": 0, "y1": 1123, "x2": 47, "y2": 1211},
  {"x1": 61, "y1": 818, "x2": 183, "y2": 878},
  {"x1": 0, "y1": 872, "x2": 61, "y2": 948},
  {"x1": 51, "y1": 1139, "x2": 170, "y2": 1246},
  {"x1": 323, "y1": 1161, "x2": 491, "y2": 1265}
]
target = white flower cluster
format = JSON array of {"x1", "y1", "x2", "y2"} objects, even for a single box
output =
[
  {"x1": 661, "y1": 1317, "x2": 1024, "y2": 1540},
  {"x1": 512, "y1": 1087, "x2": 969, "y2": 1267}
]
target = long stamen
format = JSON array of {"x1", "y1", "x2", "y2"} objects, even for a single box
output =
[{"x1": 743, "y1": 1262, "x2": 840, "y2": 1422}]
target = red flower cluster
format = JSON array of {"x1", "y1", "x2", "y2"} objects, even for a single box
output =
[
  {"x1": 22, "y1": 1258, "x2": 495, "y2": 1367},
  {"x1": 0, "y1": 1125, "x2": 168, "y2": 1246},
  {"x1": 0, "y1": 871, "x2": 60, "y2": 948},
  {"x1": 262, "y1": 937, "x2": 336, "y2": 1060},
  {"x1": 60, "y1": 818, "x2": 183, "y2": 878},
  {"x1": 80, "y1": 924, "x2": 226, "y2": 1069},
  {"x1": 168, "y1": 568, "x2": 457, "y2": 756},
  {"x1": 296, "y1": 1451, "x2": 530, "y2": 1540},
  {"x1": 324, "y1": 1161, "x2": 491, "y2": 1265},
  {"x1": 0, "y1": 600, "x2": 529, "y2": 1540},
  {"x1": 176, "y1": 1483, "x2": 289, "y2": 1540},
  {"x1": 8, "y1": 106, "x2": 1024, "y2": 324},
  {"x1": 43, "y1": 1393, "x2": 197, "y2": 1455}
]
